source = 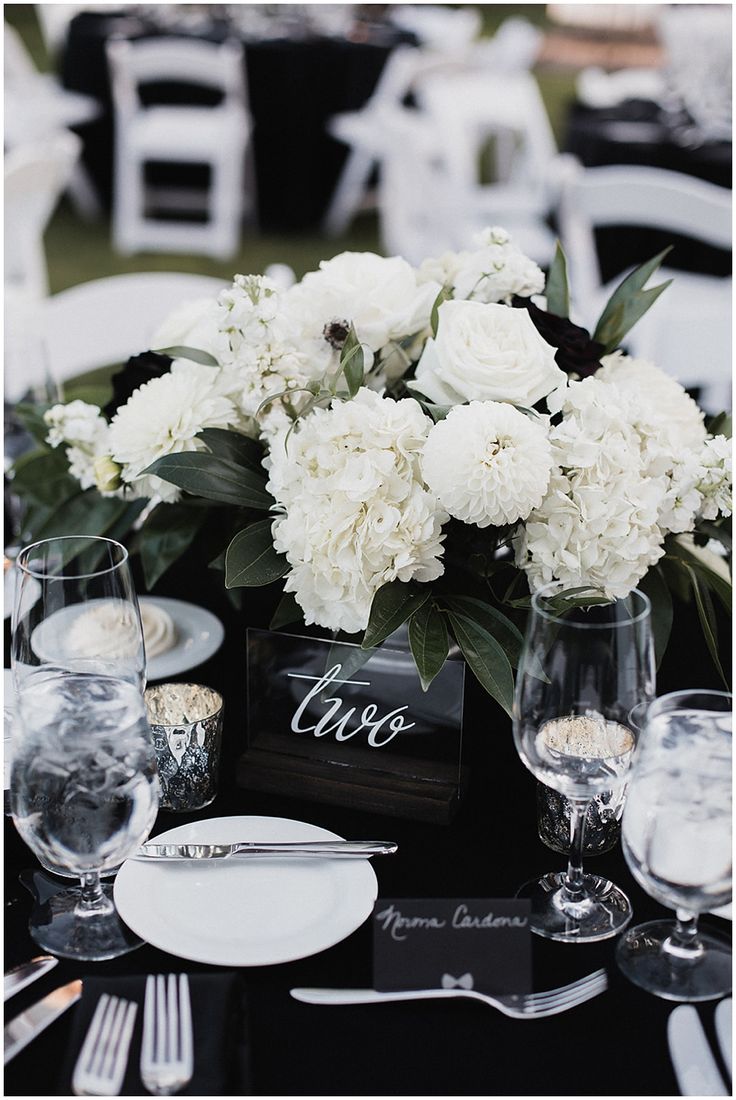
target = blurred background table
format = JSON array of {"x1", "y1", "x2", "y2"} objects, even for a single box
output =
[{"x1": 60, "y1": 8, "x2": 415, "y2": 232}]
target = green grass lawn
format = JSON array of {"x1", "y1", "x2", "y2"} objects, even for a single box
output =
[{"x1": 7, "y1": 3, "x2": 576, "y2": 291}]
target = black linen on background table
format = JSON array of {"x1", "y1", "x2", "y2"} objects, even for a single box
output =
[
  {"x1": 60, "y1": 10, "x2": 407, "y2": 232},
  {"x1": 4, "y1": 551, "x2": 731, "y2": 1096}
]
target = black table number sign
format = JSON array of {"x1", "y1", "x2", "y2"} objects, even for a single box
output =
[
  {"x1": 373, "y1": 899, "x2": 532, "y2": 995},
  {"x1": 240, "y1": 628, "x2": 466, "y2": 822}
]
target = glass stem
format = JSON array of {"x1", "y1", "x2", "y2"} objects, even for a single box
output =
[
  {"x1": 563, "y1": 799, "x2": 589, "y2": 902},
  {"x1": 76, "y1": 870, "x2": 113, "y2": 918},
  {"x1": 666, "y1": 909, "x2": 704, "y2": 960}
]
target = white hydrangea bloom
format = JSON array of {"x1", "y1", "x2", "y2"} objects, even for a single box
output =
[
  {"x1": 696, "y1": 434, "x2": 732, "y2": 520},
  {"x1": 44, "y1": 400, "x2": 110, "y2": 491},
  {"x1": 418, "y1": 226, "x2": 545, "y2": 304},
  {"x1": 414, "y1": 299, "x2": 565, "y2": 408},
  {"x1": 107, "y1": 362, "x2": 239, "y2": 502},
  {"x1": 423, "y1": 402, "x2": 553, "y2": 527},
  {"x1": 266, "y1": 389, "x2": 447, "y2": 634},
  {"x1": 517, "y1": 377, "x2": 668, "y2": 598}
]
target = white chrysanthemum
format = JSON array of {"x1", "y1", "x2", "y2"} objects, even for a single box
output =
[
  {"x1": 423, "y1": 402, "x2": 553, "y2": 527},
  {"x1": 418, "y1": 226, "x2": 545, "y2": 304},
  {"x1": 696, "y1": 434, "x2": 732, "y2": 520},
  {"x1": 107, "y1": 362, "x2": 239, "y2": 502},
  {"x1": 266, "y1": 389, "x2": 447, "y2": 634},
  {"x1": 213, "y1": 273, "x2": 326, "y2": 439},
  {"x1": 517, "y1": 377, "x2": 667, "y2": 598},
  {"x1": 44, "y1": 400, "x2": 110, "y2": 491},
  {"x1": 288, "y1": 251, "x2": 439, "y2": 355}
]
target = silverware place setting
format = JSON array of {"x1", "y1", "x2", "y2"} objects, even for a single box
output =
[{"x1": 668, "y1": 1000, "x2": 732, "y2": 1096}]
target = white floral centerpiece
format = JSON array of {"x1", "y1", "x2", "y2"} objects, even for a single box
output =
[{"x1": 14, "y1": 229, "x2": 732, "y2": 712}]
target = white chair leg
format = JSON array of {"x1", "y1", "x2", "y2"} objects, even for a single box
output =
[
  {"x1": 66, "y1": 161, "x2": 103, "y2": 221},
  {"x1": 322, "y1": 147, "x2": 376, "y2": 237}
]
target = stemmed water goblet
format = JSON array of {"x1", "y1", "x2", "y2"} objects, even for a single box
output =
[
  {"x1": 11, "y1": 535, "x2": 146, "y2": 693},
  {"x1": 617, "y1": 690, "x2": 732, "y2": 1001},
  {"x1": 11, "y1": 671, "x2": 159, "y2": 960},
  {"x1": 513, "y1": 584, "x2": 655, "y2": 942}
]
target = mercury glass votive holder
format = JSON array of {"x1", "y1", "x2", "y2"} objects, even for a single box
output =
[
  {"x1": 144, "y1": 683, "x2": 224, "y2": 812},
  {"x1": 536, "y1": 780, "x2": 627, "y2": 855}
]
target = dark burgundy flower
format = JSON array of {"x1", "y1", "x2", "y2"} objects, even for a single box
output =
[
  {"x1": 103, "y1": 350, "x2": 172, "y2": 420},
  {"x1": 511, "y1": 296, "x2": 604, "y2": 379}
]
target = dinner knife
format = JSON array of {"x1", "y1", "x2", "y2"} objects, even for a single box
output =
[
  {"x1": 4, "y1": 979, "x2": 82, "y2": 1064},
  {"x1": 4, "y1": 956, "x2": 58, "y2": 1001},
  {"x1": 133, "y1": 840, "x2": 398, "y2": 861},
  {"x1": 667, "y1": 1004, "x2": 727, "y2": 1096}
]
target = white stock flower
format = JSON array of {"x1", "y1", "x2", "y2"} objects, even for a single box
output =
[
  {"x1": 418, "y1": 226, "x2": 545, "y2": 304},
  {"x1": 423, "y1": 402, "x2": 553, "y2": 527},
  {"x1": 44, "y1": 400, "x2": 110, "y2": 491},
  {"x1": 696, "y1": 434, "x2": 732, "y2": 520},
  {"x1": 107, "y1": 362, "x2": 239, "y2": 502},
  {"x1": 214, "y1": 273, "x2": 326, "y2": 439},
  {"x1": 288, "y1": 251, "x2": 439, "y2": 355},
  {"x1": 413, "y1": 299, "x2": 565, "y2": 408},
  {"x1": 266, "y1": 389, "x2": 447, "y2": 634}
]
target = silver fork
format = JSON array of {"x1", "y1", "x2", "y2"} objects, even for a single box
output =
[
  {"x1": 291, "y1": 968, "x2": 608, "y2": 1018},
  {"x1": 140, "y1": 974, "x2": 194, "y2": 1096},
  {"x1": 72, "y1": 994, "x2": 138, "y2": 1096}
]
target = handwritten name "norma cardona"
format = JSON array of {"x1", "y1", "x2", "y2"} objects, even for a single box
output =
[{"x1": 375, "y1": 904, "x2": 529, "y2": 942}]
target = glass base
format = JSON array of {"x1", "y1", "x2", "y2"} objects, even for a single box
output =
[
  {"x1": 29, "y1": 882, "x2": 144, "y2": 961},
  {"x1": 616, "y1": 920, "x2": 733, "y2": 1002},
  {"x1": 518, "y1": 871, "x2": 632, "y2": 943}
]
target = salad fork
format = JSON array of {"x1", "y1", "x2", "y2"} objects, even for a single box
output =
[
  {"x1": 141, "y1": 974, "x2": 193, "y2": 1096},
  {"x1": 72, "y1": 993, "x2": 137, "y2": 1096},
  {"x1": 291, "y1": 968, "x2": 608, "y2": 1018}
]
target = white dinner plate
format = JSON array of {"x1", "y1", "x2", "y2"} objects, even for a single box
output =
[
  {"x1": 114, "y1": 816, "x2": 379, "y2": 966},
  {"x1": 139, "y1": 597, "x2": 224, "y2": 681},
  {"x1": 29, "y1": 596, "x2": 224, "y2": 682}
]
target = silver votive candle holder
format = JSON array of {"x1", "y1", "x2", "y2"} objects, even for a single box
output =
[{"x1": 144, "y1": 683, "x2": 224, "y2": 812}]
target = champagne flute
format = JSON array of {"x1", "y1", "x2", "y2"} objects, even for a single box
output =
[
  {"x1": 12, "y1": 535, "x2": 146, "y2": 693},
  {"x1": 513, "y1": 584, "x2": 655, "y2": 942},
  {"x1": 617, "y1": 690, "x2": 732, "y2": 1001},
  {"x1": 11, "y1": 671, "x2": 159, "y2": 960}
]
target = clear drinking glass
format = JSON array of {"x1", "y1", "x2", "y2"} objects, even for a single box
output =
[
  {"x1": 616, "y1": 690, "x2": 732, "y2": 1001},
  {"x1": 11, "y1": 535, "x2": 146, "y2": 692},
  {"x1": 513, "y1": 585, "x2": 655, "y2": 942},
  {"x1": 11, "y1": 672, "x2": 159, "y2": 960}
]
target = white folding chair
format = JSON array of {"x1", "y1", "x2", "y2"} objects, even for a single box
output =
[
  {"x1": 106, "y1": 37, "x2": 253, "y2": 259},
  {"x1": 557, "y1": 159, "x2": 733, "y2": 412},
  {"x1": 388, "y1": 5, "x2": 481, "y2": 51},
  {"x1": 38, "y1": 272, "x2": 229, "y2": 384},
  {"x1": 4, "y1": 131, "x2": 82, "y2": 302},
  {"x1": 34, "y1": 3, "x2": 90, "y2": 61},
  {"x1": 5, "y1": 21, "x2": 102, "y2": 219}
]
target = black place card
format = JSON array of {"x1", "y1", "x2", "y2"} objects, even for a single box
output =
[{"x1": 373, "y1": 898, "x2": 532, "y2": 995}]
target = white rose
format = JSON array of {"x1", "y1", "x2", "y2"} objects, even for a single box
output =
[{"x1": 413, "y1": 299, "x2": 565, "y2": 407}]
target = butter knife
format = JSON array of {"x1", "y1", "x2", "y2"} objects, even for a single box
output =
[
  {"x1": 133, "y1": 840, "x2": 398, "y2": 861},
  {"x1": 4, "y1": 956, "x2": 58, "y2": 1001},
  {"x1": 668, "y1": 1004, "x2": 727, "y2": 1096},
  {"x1": 4, "y1": 979, "x2": 82, "y2": 1064}
]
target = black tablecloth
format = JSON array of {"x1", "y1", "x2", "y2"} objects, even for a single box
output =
[
  {"x1": 4, "y1": 546, "x2": 732, "y2": 1096},
  {"x1": 564, "y1": 98, "x2": 732, "y2": 283},
  {"x1": 60, "y1": 10, "x2": 408, "y2": 232}
]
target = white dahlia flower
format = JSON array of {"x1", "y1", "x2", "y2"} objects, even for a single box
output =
[
  {"x1": 266, "y1": 389, "x2": 447, "y2": 634},
  {"x1": 107, "y1": 362, "x2": 239, "y2": 502},
  {"x1": 423, "y1": 402, "x2": 553, "y2": 527},
  {"x1": 418, "y1": 226, "x2": 545, "y2": 304},
  {"x1": 413, "y1": 299, "x2": 565, "y2": 408}
]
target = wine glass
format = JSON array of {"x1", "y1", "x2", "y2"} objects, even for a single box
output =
[
  {"x1": 11, "y1": 671, "x2": 159, "y2": 960},
  {"x1": 12, "y1": 535, "x2": 146, "y2": 693},
  {"x1": 513, "y1": 584, "x2": 655, "y2": 942},
  {"x1": 616, "y1": 690, "x2": 732, "y2": 1001}
]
